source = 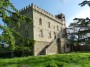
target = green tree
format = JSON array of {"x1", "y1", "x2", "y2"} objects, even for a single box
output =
[
  {"x1": 68, "y1": 0, "x2": 90, "y2": 51},
  {"x1": 0, "y1": 0, "x2": 35, "y2": 57}
]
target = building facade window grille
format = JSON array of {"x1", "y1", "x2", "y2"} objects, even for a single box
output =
[{"x1": 39, "y1": 18, "x2": 42, "y2": 25}]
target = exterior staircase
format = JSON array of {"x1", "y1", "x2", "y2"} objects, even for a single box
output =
[{"x1": 45, "y1": 39, "x2": 58, "y2": 55}]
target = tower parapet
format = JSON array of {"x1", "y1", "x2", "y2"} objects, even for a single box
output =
[
  {"x1": 55, "y1": 13, "x2": 66, "y2": 27},
  {"x1": 20, "y1": 3, "x2": 66, "y2": 25},
  {"x1": 19, "y1": 4, "x2": 32, "y2": 14},
  {"x1": 55, "y1": 13, "x2": 65, "y2": 21}
]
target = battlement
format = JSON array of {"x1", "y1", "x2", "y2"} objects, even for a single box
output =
[
  {"x1": 19, "y1": 4, "x2": 32, "y2": 14},
  {"x1": 20, "y1": 3, "x2": 65, "y2": 24}
]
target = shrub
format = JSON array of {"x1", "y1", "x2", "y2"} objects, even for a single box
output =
[{"x1": 56, "y1": 62, "x2": 64, "y2": 67}]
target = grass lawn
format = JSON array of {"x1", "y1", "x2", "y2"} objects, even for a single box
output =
[{"x1": 0, "y1": 52, "x2": 90, "y2": 67}]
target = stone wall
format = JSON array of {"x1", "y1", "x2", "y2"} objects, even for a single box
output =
[
  {"x1": 46, "y1": 39, "x2": 58, "y2": 55},
  {"x1": 33, "y1": 38, "x2": 70, "y2": 56},
  {"x1": 33, "y1": 41, "x2": 49, "y2": 56},
  {"x1": 33, "y1": 5, "x2": 63, "y2": 42}
]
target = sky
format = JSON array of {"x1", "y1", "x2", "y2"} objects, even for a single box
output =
[{"x1": 0, "y1": 0, "x2": 90, "y2": 27}]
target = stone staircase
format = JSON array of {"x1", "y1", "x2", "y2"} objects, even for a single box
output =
[{"x1": 45, "y1": 39, "x2": 58, "y2": 55}]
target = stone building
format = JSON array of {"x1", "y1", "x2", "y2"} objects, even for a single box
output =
[{"x1": 18, "y1": 3, "x2": 70, "y2": 56}]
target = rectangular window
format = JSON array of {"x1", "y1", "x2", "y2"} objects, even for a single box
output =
[
  {"x1": 61, "y1": 27, "x2": 62, "y2": 32},
  {"x1": 53, "y1": 26, "x2": 55, "y2": 29},
  {"x1": 39, "y1": 29, "x2": 43, "y2": 37},
  {"x1": 49, "y1": 32, "x2": 51, "y2": 38},
  {"x1": 39, "y1": 18, "x2": 42, "y2": 25},
  {"x1": 54, "y1": 32, "x2": 56, "y2": 39},
  {"x1": 57, "y1": 25, "x2": 59, "y2": 31},
  {"x1": 48, "y1": 22, "x2": 50, "y2": 28}
]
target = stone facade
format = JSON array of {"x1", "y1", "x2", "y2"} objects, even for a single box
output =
[{"x1": 19, "y1": 3, "x2": 70, "y2": 56}]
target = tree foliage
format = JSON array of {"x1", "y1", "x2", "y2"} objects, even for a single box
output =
[
  {"x1": 68, "y1": 0, "x2": 90, "y2": 46},
  {"x1": 0, "y1": 0, "x2": 35, "y2": 54},
  {"x1": 68, "y1": 18, "x2": 90, "y2": 45},
  {"x1": 79, "y1": 0, "x2": 90, "y2": 7}
]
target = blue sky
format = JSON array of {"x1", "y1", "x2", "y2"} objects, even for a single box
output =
[{"x1": 0, "y1": 0, "x2": 90, "y2": 27}]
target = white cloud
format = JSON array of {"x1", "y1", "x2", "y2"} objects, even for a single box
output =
[{"x1": 67, "y1": 6, "x2": 90, "y2": 27}]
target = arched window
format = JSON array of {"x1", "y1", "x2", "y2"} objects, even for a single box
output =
[
  {"x1": 48, "y1": 22, "x2": 50, "y2": 28},
  {"x1": 39, "y1": 18, "x2": 42, "y2": 25}
]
